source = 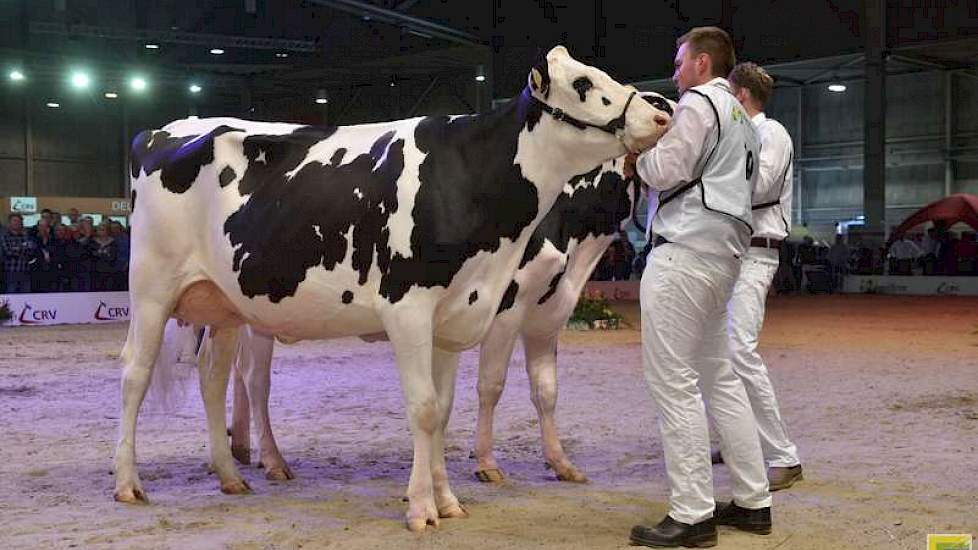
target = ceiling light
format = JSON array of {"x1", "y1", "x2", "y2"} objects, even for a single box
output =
[
  {"x1": 210, "y1": 48, "x2": 225, "y2": 55},
  {"x1": 315, "y1": 88, "x2": 328, "y2": 104},
  {"x1": 104, "y1": 92, "x2": 118, "y2": 99},
  {"x1": 475, "y1": 65, "x2": 486, "y2": 82},
  {"x1": 827, "y1": 83, "x2": 847, "y2": 93},
  {"x1": 46, "y1": 102, "x2": 60, "y2": 108},
  {"x1": 129, "y1": 76, "x2": 147, "y2": 92},
  {"x1": 276, "y1": 52, "x2": 289, "y2": 58},
  {"x1": 189, "y1": 83, "x2": 202, "y2": 94},
  {"x1": 9, "y1": 69, "x2": 25, "y2": 82},
  {"x1": 70, "y1": 71, "x2": 91, "y2": 89},
  {"x1": 144, "y1": 43, "x2": 159, "y2": 49}
]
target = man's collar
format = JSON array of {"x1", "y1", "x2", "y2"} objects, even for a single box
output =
[{"x1": 751, "y1": 112, "x2": 768, "y2": 125}]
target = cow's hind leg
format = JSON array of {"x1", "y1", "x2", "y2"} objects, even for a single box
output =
[
  {"x1": 200, "y1": 327, "x2": 251, "y2": 495},
  {"x1": 229, "y1": 358, "x2": 252, "y2": 465},
  {"x1": 524, "y1": 332, "x2": 586, "y2": 483},
  {"x1": 114, "y1": 298, "x2": 173, "y2": 503},
  {"x1": 473, "y1": 318, "x2": 521, "y2": 482},
  {"x1": 431, "y1": 348, "x2": 467, "y2": 519},
  {"x1": 383, "y1": 307, "x2": 439, "y2": 532},
  {"x1": 239, "y1": 328, "x2": 292, "y2": 480}
]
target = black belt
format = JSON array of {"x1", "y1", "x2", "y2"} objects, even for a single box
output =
[{"x1": 750, "y1": 237, "x2": 783, "y2": 249}]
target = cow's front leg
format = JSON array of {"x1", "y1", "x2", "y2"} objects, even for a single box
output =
[
  {"x1": 200, "y1": 327, "x2": 251, "y2": 495},
  {"x1": 431, "y1": 348, "x2": 467, "y2": 519},
  {"x1": 384, "y1": 307, "x2": 440, "y2": 532},
  {"x1": 473, "y1": 317, "x2": 521, "y2": 482},
  {"x1": 524, "y1": 332, "x2": 587, "y2": 483}
]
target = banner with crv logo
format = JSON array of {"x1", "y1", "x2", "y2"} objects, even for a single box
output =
[{"x1": 1, "y1": 292, "x2": 130, "y2": 326}]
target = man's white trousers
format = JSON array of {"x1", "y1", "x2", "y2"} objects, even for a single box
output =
[
  {"x1": 640, "y1": 243, "x2": 771, "y2": 524},
  {"x1": 727, "y1": 247, "x2": 800, "y2": 468}
]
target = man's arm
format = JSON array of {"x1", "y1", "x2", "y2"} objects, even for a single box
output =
[
  {"x1": 633, "y1": 95, "x2": 714, "y2": 192},
  {"x1": 755, "y1": 123, "x2": 792, "y2": 202}
]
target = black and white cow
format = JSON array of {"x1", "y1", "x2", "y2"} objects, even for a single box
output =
[
  {"x1": 196, "y1": 94, "x2": 678, "y2": 485},
  {"x1": 115, "y1": 46, "x2": 670, "y2": 531}
]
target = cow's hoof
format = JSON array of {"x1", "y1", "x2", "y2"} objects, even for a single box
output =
[
  {"x1": 554, "y1": 465, "x2": 588, "y2": 483},
  {"x1": 231, "y1": 446, "x2": 251, "y2": 466},
  {"x1": 220, "y1": 478, "x2": 252, "y2": 495},
  {"x1": 265, "y1": 465, "x2": 294, "y2": 481},
  {"x1": 474, "y1": 468, "x2": 505, "y2": 483},
  {"x1": 406, "y1": 501, "x2": 440, "y2": 532},
  {"x1": 438, "y1": 502, "x2": 469, "y2": 519},
  {"x1": 114, "y1": 485, "x2": 149, "y2": 504}
]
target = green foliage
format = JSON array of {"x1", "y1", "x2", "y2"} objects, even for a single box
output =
[{"x1": 569, "y1": 290, "x2": 623, "y2": 325}]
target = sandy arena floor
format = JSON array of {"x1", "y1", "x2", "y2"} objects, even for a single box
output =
[{"x1": 1, "y1": 294, "x2": 976, "y2": 549}]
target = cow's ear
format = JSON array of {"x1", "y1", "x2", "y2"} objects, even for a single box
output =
[{"x1": 529, "y1": 54, "x2": 551, "y2": 98}]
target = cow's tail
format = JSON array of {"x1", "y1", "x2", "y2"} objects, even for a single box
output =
[{"x1": 144, "y1": 319, "x2": 201, "y2": 413}]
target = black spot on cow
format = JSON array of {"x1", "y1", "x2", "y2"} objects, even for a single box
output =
[
  {"x1": 130, "y1": 125, "x2": 242, "y2": 193},
  {"x1": 537, "y1": 270, "x2": 565, "y2": 305},
  {"x1": 342, "y1": 290, "x2": 354, "y2": 304},
  {"x1": 642, "y1": 95, "x2": 673, "y2": 116},
  {"x1": 602, "y1": 96, "x2": 611, "y2": 106},
  {"x1": 224, "y1": 127, "x2": 401, "y2": 303},
  {"x1": 517, "y1": 167, "x2": 631, "y2": 270},
  {"x1": 219, "y1": 166, "x2": 237, "y2": 187},
  {"x1": 468, "y1": 291, "x2": 478, "y2": 305},
  {"x1": 521, "y1": 88, "x2": 545, "y2": 132},
  {"x1": 572, "y1": 77, "x2": 593, "y2": 102},
  {"x1": 130, "y1": 189, "x2": 137, "y2": 213},
  {"x1": 330, "y1": 148, "x2": 347, "y2": 166},
  {"x1": 238, "y1": 126, "x2": 339, "y2": 196},
  {"x1": 497, "y1": 281, "x2": 518, "y2": 314},
  {"x1": 378, "y1": 99, "x2": 539, "y2": 303},
  {"x1": 567, "y1": 166, "x2": 601, "y2": 189}
]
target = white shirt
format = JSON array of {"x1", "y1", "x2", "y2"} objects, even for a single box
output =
[
  {"x1": 637, "y1": 77, "x2": 756, "y2": 259},
  {"x1": 750, "y1": 113, "x2": 794, "y2": 241},
  {"x1": 889, "y1": 239, "x2": 921, "y2": 260}
]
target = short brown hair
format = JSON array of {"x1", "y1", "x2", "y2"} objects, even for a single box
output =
[
  {"x1": 728, "y1": 62, "x2": 775, "y2": 107},
  {"x1": 677, "y1": 26, "x2": 736, "y2": 78}
]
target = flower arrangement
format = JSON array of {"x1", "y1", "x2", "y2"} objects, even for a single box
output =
[{"x1": 567, "y1": 289, "x2": 623, "y2": 330}]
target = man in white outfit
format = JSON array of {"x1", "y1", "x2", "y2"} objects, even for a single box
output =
[
  {"x1": 716, "y1": 62, "x2": 804, "y2": 492},
  {"x1": 626, "y1": 27, "x2": 772, "y2": 548}
]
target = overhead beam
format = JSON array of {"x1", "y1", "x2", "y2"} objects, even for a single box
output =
[
  {"x1": 802, "y1": 54, "x2": 864, "y2": 84},
  {"x1": 307, "y1": 0, "x2": 483, "y2": 47},
  {"x1": 395, "y1": 0, "x2": 421, "y2": 11},
  {"x1": 29, "y1": 21, "x2": 318, "y2": 52},
  {"x1": 862, "y1": 0, "x2": 886, "y2": 236}
]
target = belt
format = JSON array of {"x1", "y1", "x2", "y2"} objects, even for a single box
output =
[{"x1": 750, "y1": 237, "x2": 783, "y2": 249}]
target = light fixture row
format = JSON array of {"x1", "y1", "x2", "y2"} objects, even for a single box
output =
[{"x1": 8, "y1": 69, "x2": 203, "y2": 95}]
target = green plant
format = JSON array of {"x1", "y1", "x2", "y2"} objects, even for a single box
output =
[{"x1": 569, "y1": 289, "x2": 623, "y2": 325}]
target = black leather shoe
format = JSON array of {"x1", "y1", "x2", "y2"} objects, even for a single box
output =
[
  {"x1": 714, "y1": 501, "x2": 772, "y2": 535},
  {"x1": 630, "y1": 516, "x2": 717, "y2": 547}
]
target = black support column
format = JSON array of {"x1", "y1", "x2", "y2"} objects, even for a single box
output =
[{"x1": 863, "y1": 0, "x2": 887, "y2": 238}]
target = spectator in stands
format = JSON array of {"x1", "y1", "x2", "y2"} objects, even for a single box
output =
[
  {"x1": 2, "y1": 213, "x2": 38, "y2": 293},
  {"x1": 52, "y1": 224, "x2": 72, "y2": 291},
  {"x1": 30, "y1": 209, "x2": 55, "y2": 238},
  {"x1": 62, "y1": 226, "x2": 89, "y2": 291},
  {"x1": 109, "y1": 221, "x2": 130, "y2": 290},
  {"x1": 609, "y1": 230, "x2": 636, "y2": 281},
  {"x1": 957, "y1": 231, "x2": 977, "y2": 275},
  {"x1": 90, "y1": 222, "x2": 118, "y2": 291},
  {"x1": 68, "y1": 208, "x2": 81, "y2": 226},
  {"x1": 920, "y1": 227, "x2": 938, "y2": 275},
  {"x1": 888, "y1": 235, "x2": 921, "y2": 276},
  {"x1": 50, "y1": 211, "x2": 64, "y2": 231},
  {"x1": 32, "y1": 219, "x2": 61, "y2": 292},
  {"x1": 827, "y1": 234, "x2": 850, "y2": 291}
]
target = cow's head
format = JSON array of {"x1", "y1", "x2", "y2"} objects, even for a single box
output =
[{"x1": 527, "y1": 46, "x2": 670, "y2": 158}]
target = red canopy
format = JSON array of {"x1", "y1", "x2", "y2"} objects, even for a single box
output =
[{"x1": 887, "y1": 193, "x2": 978, "y2": 246}]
